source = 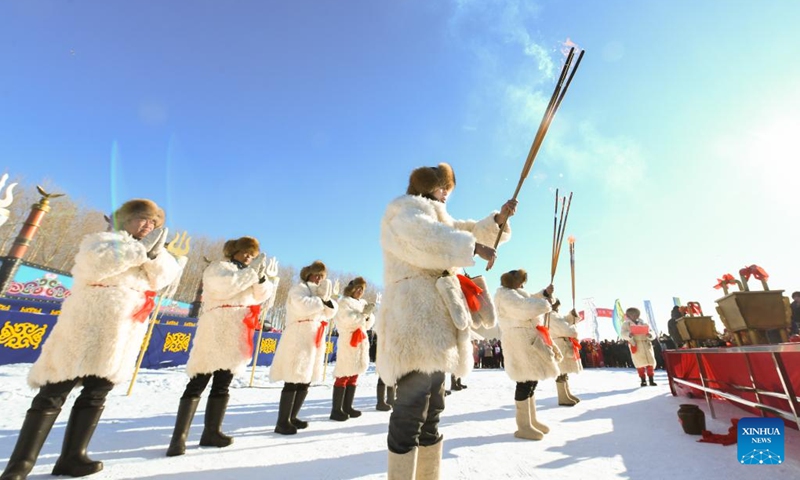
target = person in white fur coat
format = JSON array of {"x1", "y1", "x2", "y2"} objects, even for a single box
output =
[
  {"x1": 1, "y1": 199, "x2": 181, "y2": 480},
  {"x1": 495, "y1": 270, "x2": 561, "y2": 441},
  {"x1": 378, "y1": 162, "x2": 515, "y2": 480},
  {"x1": 329, "y1": 277, "x2": 376, "y2": 421},
  {"x1": 166, "y1": 236, "x2": 276, "y2": 457},
  {"x1": 620, "y1": 307, "x2": 658, "y2": 387},
  {"x1": 270, "y1": 260, "x2": 338, "y2": 435},
  {"x1": 548, "y1": 300, "x2": 583, "y2": 406}
]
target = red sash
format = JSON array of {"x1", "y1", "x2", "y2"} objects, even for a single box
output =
[
  {"x1": 456, "y1": 274, "x2": 483, "y2": 312},
  {"x1": 315, "y1": 321, "x2": 329, "y2": 348},
  {"x1": 536, "y1": 325, "x2": 553, "y2": 346},
  {"x1": 241, "y1": 305, "x2": 262, "y2": 357},
  {"x1": 350, "y1": 329, "x2": 367, "y2": 347},
  {"x1": 569, "y1": 337, "x2": 581, "y2": 360},
  {"x1": 132, "y1": 290, "x2": 157, "y2": 323}
]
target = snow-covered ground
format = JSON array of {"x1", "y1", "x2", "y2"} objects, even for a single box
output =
[{"x1": 1, "y1": 363, "x2": 798, "y2": 479}]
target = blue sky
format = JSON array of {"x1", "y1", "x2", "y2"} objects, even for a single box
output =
[{"x1": 2, "y1": 0, "x2": 798, "y2": 338}]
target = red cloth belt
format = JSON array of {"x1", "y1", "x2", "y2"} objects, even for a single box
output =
[
  {"x1": 569, "y1": 337, "x2": 581, "y2": 360},
  {"x1": 456, "y1": 274, "x2": 482, "y2": 312},
  {"x1": 89, "y1": 284, "x2": 156, "y2": 324},
  {"x1": 215, "y1": 304, "x2": 262, "y2": 357},
  {"x1": 315, "y1": 321, "x2": 328, "y2": 348},
  {"x1": 536, "y1": 325, "x2": 553, "y2": 346},
  {"x1": 132, "y1": 290, "x2": 157, "y2": 323},
  {"x1": 350, "y1": 328, "x2": 367, "y2": 347},
  {"x1": 242, "y1": 305, "x2": 261, "y2": 357}
]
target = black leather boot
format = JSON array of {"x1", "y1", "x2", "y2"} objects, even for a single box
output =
[
  {"x1": 166, "y1": 397, "x2": 200, "y2": 456},
  {"x1": 199, "y1": 395, "x2": 233, "y2": 448},
  {"x1": 51, "y1": 406, "x2": 104, "y2": 477},
  {"x1": 330, "y1": 386, "x2": 349, "y2": 421},
  {"x1": 343, "y1": 385, "x2": 361, "y2": 418},
  {"x1": 290, "y1": 388, "x2": 309, "y2": 429},
  {"x1": 274, "y1": 389, "x2": 297, "y2": 435},
  {"x1": 648, "y1": 376, "x2": 657, "y2": 386},
  {"x1": 0, "y1": 408, "x2": 60, "y2": 480},
  {"x1": 376, "y1": 382, "x2": 391, "y2": 411}
]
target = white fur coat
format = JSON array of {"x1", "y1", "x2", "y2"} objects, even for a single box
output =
[
  {"x1": 332, "y1": 296, "x2": 375, "y2": 378},
  {"x1": 621, "y1": 318, "x2": 656, "y2": 368},
  {"x1": 185, "y1": 261, "x2": 274, "y2": 377},
  {"x1": 28, "y1": 231, "x2": 181, "y2": 387},
  {"x1": 549, "y1": 311, "x2": 583, "y2": 375},
  {"x1": 269, "y1": 281, "x2": 338, "y2": 384},
  {"x1": 495, "y1": 287, "x2": 560, "y2": 382},
  {"x1": 376, "y1": 194, "x2": 510, "y2": 385}
]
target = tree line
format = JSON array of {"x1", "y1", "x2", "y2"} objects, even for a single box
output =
[{"x1": 0, "y1": 177, "x2": 382, "y2": 321}]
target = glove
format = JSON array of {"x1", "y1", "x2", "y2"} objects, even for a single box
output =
[
  {"x1": 316, "y1": 278, "x2": 332, "y2": 302},
  {"x1": 363, "y1": 302, "x2": 376, "y2": 316},
  {"x1": 140, "y1": 227, "x2": 167, "y2": 259},
  {"x1": 250, "y1": 252, "x2": 267, "y2": 278}
]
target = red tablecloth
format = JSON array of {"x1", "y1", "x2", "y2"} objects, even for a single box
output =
[{"x1": 664, "y1": 345, "x2": 800, "y2": 429}]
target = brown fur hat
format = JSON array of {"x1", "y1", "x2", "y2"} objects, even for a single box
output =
[
  {"x1": 112, "y1": 199, "x2": 164, "y2": 231},
  {"x1": 300, "y1": 260, "x2": 327, "y2": 282},
  {"x1": 500, "y1": 269, "x2": 527, "y2": 289},
  {"x1": 343, "y1": 276, "x2": 367, "y2": 297},
  {"x1": 223, "y1": 236, "x2": 260, "y2": 259},
  {"x1": 406, "y1": 163, "x2": 456, "y2": 196}
]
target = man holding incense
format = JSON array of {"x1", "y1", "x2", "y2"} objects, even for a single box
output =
[{"x1": 377, "y1": 162, "x2": 515, "y2": 479}]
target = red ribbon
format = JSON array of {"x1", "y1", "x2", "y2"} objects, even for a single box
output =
[
  {"x1": 739, "y1": 265, "x2": 769, "y2": 282},
  {"x1": 350, "y1": 328, "x2": 367, "y2": 347},
  {"x1": 569, "y1": 337, "x2": 581, "y2": 360},
  {"x1": 315, "y1": 321, "x2": 329, "y2": 348},
  {"x1": 241, "y1": 304, "x2": 261, "y2": 357},
  {"x1": 457, "y1": 274, "x2": 483, "y2": 312},
  {"x1": 713, "y1": 274, "x2": 737, "y2": 290},
  {"x1": 131, "y1": 290, "x2": 157, "y2": 323},
  {"x1": 536, "y1": 325, "x2": 553, "y2": 346}
]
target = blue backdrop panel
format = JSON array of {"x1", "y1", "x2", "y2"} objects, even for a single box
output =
[
  {"x1": 1, "y1": 307, "x2": 338, "y2": 370},
  {"x1": 0, "y1": 310, "x2": 57, "y2": 364}
]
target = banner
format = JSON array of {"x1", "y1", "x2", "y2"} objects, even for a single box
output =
[
  {"x1": 612, "y1": 299, "x2": 625, "y2": 337},
  {"x1": 643, "y1": 300, "x2": 660, "y2": 337},
  {"x1": 584, "y1": 298, "x2": 600, "y2": 341}
]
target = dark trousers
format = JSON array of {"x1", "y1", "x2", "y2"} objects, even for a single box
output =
[
  {"x1": 181, "y1": 369, "x2": 234, "y2": 399},
  {"x1": 514, "y1": 381, "x2": 538, "y2": 401},
  {"x1": 387, "y1": 371, "x2": 445, "y2": 454},
  {"x1": 32, "y1": 375, "x2": 115, "y2": 411}
]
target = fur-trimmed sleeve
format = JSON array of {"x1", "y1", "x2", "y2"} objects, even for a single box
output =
[
  {"x1": 141, "y1": 250, "x2": 182, "y2": 291},
  {"x1": 72, "y1": 232, "x2": 148, "y2": 282},
  {"x1": 549, "y1": 313, "x2": 578, "y2": 338},
  {"x1": 287, "y1": 283, "x2": 328, "y2": 322},
  {"x1": 382, "y1": 200, "x2": 475, "y2": 270},
  {"x1": 620, "y1": 320, "x2": 633, "y2": 341},
  {"x1": 203, "y1": 262, "x2": 260, "y2": 300},
  {"x1": 335, "y1": 298, "x2": 374, "y2": 331},
  {"x1": 453, "y1": 211, "x2": 511, "y2": 248},
  {"x1": 250, "y1": 278, "x2": 275, "y2": 305},
  {"x1": 499, "y1": 288, "x2": 552, "y2": 324}
]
